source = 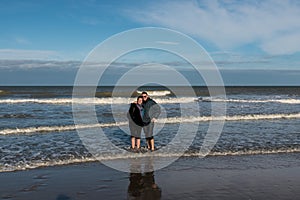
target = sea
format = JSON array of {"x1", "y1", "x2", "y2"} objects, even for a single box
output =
[{"x1": 0, "y1": 86, "x2": 300, "y2": 172}]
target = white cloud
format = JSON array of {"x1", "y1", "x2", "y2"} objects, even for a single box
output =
[
  {"x1": 261, "y1": 30, "x2": 300, "y2": 55},
  {"x1": 128, "y1": 0, "x2": 300, "y2": 55},
  {"x1": 0, "y1": 49, "x2": 60, "y2": 60},
  {"x1": 0, "y1": 59, "x2": 81, "y2": 70}
]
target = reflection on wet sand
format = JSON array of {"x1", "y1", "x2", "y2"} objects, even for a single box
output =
[
  {"x1": 127, "y1": 156, "x2": 161, "y2": 199},
  {"x1": 128, "y1": 171, "x2": 161, "y2": 200}
]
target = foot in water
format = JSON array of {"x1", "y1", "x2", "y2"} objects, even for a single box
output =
[
  {"x1": 129, "y1": 147, "x2": 142, "y2": 153},
  {"x1": 147, "y1": 147, "x2": 157, "y2": 152},
  {"x1": 128, "y1": 147, "x2": 156, "y2": 153}
]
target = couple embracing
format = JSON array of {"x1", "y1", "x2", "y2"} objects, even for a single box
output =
[{"x1": 127, "y1": 91, "x2": 161, "y2": 152}]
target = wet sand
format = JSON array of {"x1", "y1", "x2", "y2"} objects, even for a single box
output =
[{"x1": 1, "y1": 153, "x2": 300, "y2": 200}]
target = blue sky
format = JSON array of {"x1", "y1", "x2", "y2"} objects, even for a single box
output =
[{"x1": 1, "y1": 0, "x2": 300, "y2": 85}]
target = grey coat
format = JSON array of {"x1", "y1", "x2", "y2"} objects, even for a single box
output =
[{"x1": 142, "y1": 98, "x2": 161, "y2": 125}]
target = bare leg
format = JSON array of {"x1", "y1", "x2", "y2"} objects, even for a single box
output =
[
  {"x1": 150, "y1": 138, "x2": 155, "y2": 151},
  {"x1": 131, "y1": 137, "x2": 135, "y2": 149},
  {"x1": 136, "y1": 138, "x2": 141, "y2": 149}
]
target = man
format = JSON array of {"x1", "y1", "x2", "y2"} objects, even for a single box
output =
[{"x1": 141, "y1": 91, "x2": 161, "y2": 151}]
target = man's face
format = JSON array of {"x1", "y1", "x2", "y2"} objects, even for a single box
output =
[{"x1": 142, "y1": 94, "x2": 148, "y2": 101}]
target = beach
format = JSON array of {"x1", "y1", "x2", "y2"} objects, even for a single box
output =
[
  {"x1": 1, "y1": 86, "x2": 300, "y2": 199},
  {"x1": 1, "y1": 153, "x2": 300, "y2": 200}
]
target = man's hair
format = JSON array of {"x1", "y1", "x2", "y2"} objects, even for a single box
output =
[{"x1": 141, "y1": 91, "x2": 148, "y2": 95}]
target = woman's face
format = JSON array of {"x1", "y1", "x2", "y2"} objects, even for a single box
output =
[{"x1": 137, "y1": 98, "x2": 143, "y2": 105}]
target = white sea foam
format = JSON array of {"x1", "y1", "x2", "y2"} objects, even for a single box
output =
[
  {"x1": 1, "y1": 147, "x2": 300, "y2": 172},
  {"x1": 0, "y1": 97, "x2": 196, "y2": 105},
  {"x1": 137, "y1": 90, "x2": 171, "y2": 96},
  {"x1": 205, "y1": 98, "x2": 300, "y2": 104},
  {"x1": 0, "y1": 158, "x2": 98, "y2": 172},
  {"x1": 208, "y1": 148, "x2": 300, "y2": 156},
  {"x1": 163, "y1": 113, "x2": 300, "y2": 124},
  {"x1": 1, "y1": 97, "x2": 300, "y2": 105},
  {"x1": 1, "y1": 113, "x2": 300, "y2": 135},
  {"x1": 0, "y1": 122, "x2": 127, "y2": 135}
]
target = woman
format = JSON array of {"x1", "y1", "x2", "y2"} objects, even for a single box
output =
[{"x1": 127, "y1": 96, "x2": 144, "y2": 150}]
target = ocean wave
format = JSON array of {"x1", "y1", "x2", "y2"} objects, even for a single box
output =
[
  {"x1": 230, "y1": 98, "x2": 300, "y2": 104},
  {"x1": 0, "y1": 122, "x2": 127, "y2": 135},
  {"x1": 0, "y1": 97, "x2": 196, "y2": 105},
  {"x1": 1, "y1": 97, "x2": 300, "y2": 105},
  {"x1": 1, "y1": 112, "x2": 300, "y2": 135},
  {"x1": 0, "y1": 90, "x2": 10, "y2": 96},
  {"x1": 197, "y1": 97, "x2": 300, "y2": 104},
  {"x1": 137, "y1": 90, "x2": 171, "y2": 96},
  {"x1": 165, "y1": 113, "x2": 300, "y2": 123},
  {"x1": 0, "y1": 157, "x2": 98, "y2": 172},
  {"x1": 1, "y1": 147, "x2": 299, "y2": 172},
  {"x1": 0, "y1": 113, "x2": 34, "y2": 119}
]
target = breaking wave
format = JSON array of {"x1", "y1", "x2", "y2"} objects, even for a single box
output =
[
  {"x1": 0, "y1": 97, "x2": 195, "y2": 105},
  {"x1": 1, "y1": 97, "x2": 300, "y2": 105},
  {"x1": 1, "y1": 147, "x2": 300, "y2": 172},
  {"x1": 1, "y1": 112, "x2": 300, "y2": 135},
  {"x1": 136, "y1": 90, "x2": 172, "y2": 96}
]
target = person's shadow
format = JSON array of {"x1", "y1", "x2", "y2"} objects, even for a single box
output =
[{"x1": 127, "y1": 157, "x2": 161, "y2": 200}]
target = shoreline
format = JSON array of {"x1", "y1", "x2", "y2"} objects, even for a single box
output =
[{"x1": 1, "y1": 153, "x2": 300, "y2": 200}]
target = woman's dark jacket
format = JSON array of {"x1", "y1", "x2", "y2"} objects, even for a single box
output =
[{"x1": 127, "y1": 103, "x2": 144, "y2": 127}]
